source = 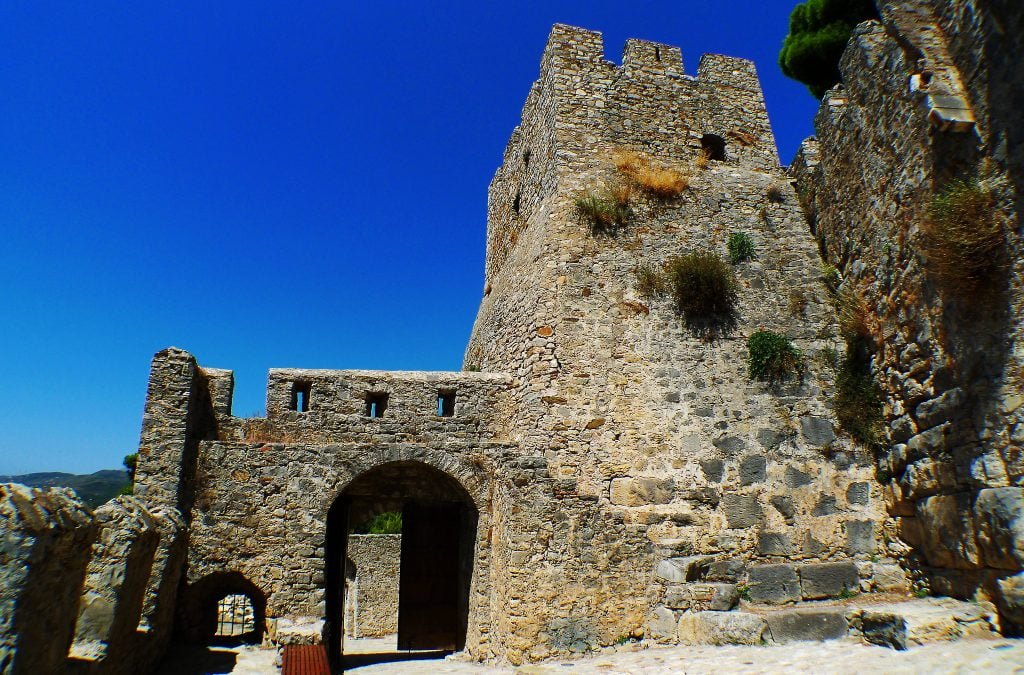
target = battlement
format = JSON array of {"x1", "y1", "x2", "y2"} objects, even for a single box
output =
[{"x1": 482, "y1": 24, "x2": 778, "y2": 282}]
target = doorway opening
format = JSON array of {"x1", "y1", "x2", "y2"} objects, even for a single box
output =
[{"x1": 324, "y1": 461, "x2": 478, "y2": 668}]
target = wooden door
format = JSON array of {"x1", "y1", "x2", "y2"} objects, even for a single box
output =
[{"x1": 397, "y1": 502, "x2": 462, "y2": 650}]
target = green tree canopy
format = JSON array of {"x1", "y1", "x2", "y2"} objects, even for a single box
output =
[{"x1": 779, "y1": 0, "x2": 879, "y2": 99}]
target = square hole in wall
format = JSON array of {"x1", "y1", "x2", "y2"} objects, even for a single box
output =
[
  {"x1": 365, "y1": 392, "x2": 388, "y2": 418},
  {"x1": 290, "y1": 381, "x2": 311, "y2": 412},
  {"x1": 437, "y1": 390, "x2": 456, "y2": 417}
]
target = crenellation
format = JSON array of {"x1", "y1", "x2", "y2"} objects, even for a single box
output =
[{"x1": 622, "y1": 39, "x2": 684, "y2": 78}]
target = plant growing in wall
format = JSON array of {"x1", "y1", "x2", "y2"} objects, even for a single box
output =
[
  {"x1": 748, "y1": 330, "x2": 805, "y2": 384},
  {"x1": 727, "y1": 232, "x2": 756, "y2": 263},
  {"x1": 833, "y1": 289, "x2": 884, "y2": 445},
  {"x1": 778, "y1": 0, "x2": 879, "y2": 98},
  {"x1": 634, "y1": 264, "x2": 668, "y2": 298},
  {"x1": 665, "y1": 250, "x2": 738, "y2": 335},
  {"x1": 575, "y1": 181, "x2": 632, "y2": 235},
  {"x1": 922, "y1": 176, "x2": 1005, "y2": 299}
]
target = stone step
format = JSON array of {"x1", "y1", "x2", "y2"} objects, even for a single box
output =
[{"x1": 650, "y1": 597, "x2": 1000, "y2": 649}]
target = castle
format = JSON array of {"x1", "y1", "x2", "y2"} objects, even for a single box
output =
[{"x1": 2, "y1": 1, "x2": 1022, "y2": 672}]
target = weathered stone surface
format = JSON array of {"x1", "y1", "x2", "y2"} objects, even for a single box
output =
[
  {"x1": 915, "y1": 494, "x2": 979, "y2": 569},
  {"x1": 646, "y1": 605, "x2": 678, "y2": 643},
  {"x1": 846, "y1": 482, "x2": 870, "y2": 506},
  {"x1": 722, "y1": 494, "x2": 763, "y2": 529},
  {"x1": 656, "y1": 556, "x2": 714, "y2": 584},
  {"x1": 132, "y1": 506, "x2": 186, "y2": 672},
  {"x1": 739, "y1": 456, "x2": 767, "y2": 485},
  {"x1": 996, "y1": 572, "x2": 1024, "y2": 628},
  {"x1": 765, "y1": 608, "x2": 848, "y2": 643},
  {"x1": 664, "y1": 583, "x2": 737, "y2": 612},
  {"x1": 747, "y1": 564, "x2": 800, "y2": 604},
  {"x1": 799, "y1": 562, "x2": 859, "y2": 600},
  {"x1": 974, "y1": 488, "x2": 1024, "y2": 570},
  {"x1": 845, "y1": 520, "x2": 876, "y2": 555},
  {"x1": 677, "y1": 611, "x2": 767, "y2": 646},
  {"x1": 345, "y1": 534, "x2": 401, "y2": 637},
  {"x1": 0, "y1": 484, "x2": 95, "y2": 675},
  {"x1": 800, "y1": 416, "x2": 835, "y2": 446},
  {"x1": 855, "y1": 599, "x2": 998, "y2": 650},
  {"x1": 69, "y1": 496, "x2": 159, "y2": 669}
]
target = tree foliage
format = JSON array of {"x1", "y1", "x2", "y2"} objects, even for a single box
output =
[{"x1": 779, "y1": 0, "x2": 878, "y2": 99}]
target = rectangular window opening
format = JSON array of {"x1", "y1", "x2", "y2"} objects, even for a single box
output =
[
  {"x1": 290, "y1": 381, "x2": 311, "y2": 412},
  {"x1": 437, "y1": 390, "x2": 456, "y2": 417},
  {"x1": 365, "y1": 392, "x2": 389, "y2": 418}
]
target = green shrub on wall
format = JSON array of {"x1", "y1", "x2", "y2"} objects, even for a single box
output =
[
  {"x1": 665, "y1": 251, "x2": 738, "y2": 334},
  {"x1": 833, "y1": 289, "x2": 884, "y2": 445},
  {"x1": 353, "y1": 511, "x2": 403, "y2": 534},
  {"x1": 748, "y1": 330, "x2": 805, "y2": 384},
  {"x1": 727, "y1": 232, "x2": 756, "y2": 263}
]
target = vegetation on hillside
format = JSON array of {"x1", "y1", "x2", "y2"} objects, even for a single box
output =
[
  {"x1": 353, "y1": 511, "x2": 403, "y2": 534},
  {"x1": 779, "y1": 0, "x2": 879, "y2": 98}
]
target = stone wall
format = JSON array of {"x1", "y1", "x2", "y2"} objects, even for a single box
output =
[
  {"x1": 791, "y1": 0, "x2": 1024, "y2": 630},
  {"x1": 344, "y1": 534, "x2": 400, "y2": 637},
  {"x1": 464, "y1": 24, "x2": 891, "y2": 662}
]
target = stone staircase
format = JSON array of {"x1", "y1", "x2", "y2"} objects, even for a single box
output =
[{"x1": 646, "y1": 556, "x2": 1001, "y2": 649}]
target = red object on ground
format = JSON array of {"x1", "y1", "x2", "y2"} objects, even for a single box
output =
[{"x1": 281, "y1": 644, "x2": 331, "y2": 675}]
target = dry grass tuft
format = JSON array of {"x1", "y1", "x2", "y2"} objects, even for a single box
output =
[
  {"x1": 634, "y1": 264, "x2": 668, "y2": 298},
  {"x1": 613, "y1": 150, "x2": 689, "y2": 198},
  {"x1": 694, "y1": 149, "x2": 712, "y2": 171},
  {"x1": 922, "y1": 177, "x2": 1004, "y2": 297},
  {"x1": 767, "y1": 184, "x2": 786, "y2": 203}
]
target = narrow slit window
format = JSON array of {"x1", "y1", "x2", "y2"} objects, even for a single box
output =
[
  {"x1": 513, "y1": 191, "x2": 521, "y2": 214},
  {"x1": 437, "y1": 390, "x2": 456, "y2": 417},
  {"x1": 523, "y1": 149, "x2": 531, "y2": 167},
  {"x1": 290, "y1": 381, "x2": 311, "y2": 412},
  {"x1": 365, "y1": 392, "x2": 388, "y2": 418},
  {"x1": 654, "y1": 45, "x2": 661, "y2": 61}
]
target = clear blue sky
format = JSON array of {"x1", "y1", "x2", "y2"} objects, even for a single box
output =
[{"x1": 0, "y1": 1, "x2": 819, "y2": 475}]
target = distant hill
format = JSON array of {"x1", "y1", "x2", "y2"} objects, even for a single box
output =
[{"x1": 0, "y1": 470, "x2": 129, "y2": 508}]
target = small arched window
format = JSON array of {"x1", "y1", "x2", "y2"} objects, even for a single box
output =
[{"x1": 700, "y1": 134, "x2": 727, "y2": 161}]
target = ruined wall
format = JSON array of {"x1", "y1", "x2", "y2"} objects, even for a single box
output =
[
  {"x1": 791, "y1": 0, "x2": 1024, "y2": 630},
  {"x1": 465, "y1": 24, "x2": 891, "y2": 663},
  {"x1": 344, "y1": 534, "x2": 400, "y2": 637},
  {"x1": 0, "y1": 484, "x2": 95, "y2": 675}
]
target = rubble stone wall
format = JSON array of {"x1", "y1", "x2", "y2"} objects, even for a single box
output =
[
  {"x1": 344, "y1": 534, "x2": 400, "y2": 637},
  {"x1": 791, "y1": 0, "x2": 1024, "y2": 630}
]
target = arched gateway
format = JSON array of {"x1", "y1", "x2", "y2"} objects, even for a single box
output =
[{"x1": 324, "y1": 461, "x2": 480, "y2": 665}]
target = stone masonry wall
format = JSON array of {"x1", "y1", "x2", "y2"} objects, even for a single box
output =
[
  {"x1": 791, "y1": 1, "x2": 1024, "y2": 630},
  {"x1": 465, "y1": 24, "x2": 892, "y2": 662},
  {"x1": 344, "y1": 534, "x2": 400, "y2": 638}
]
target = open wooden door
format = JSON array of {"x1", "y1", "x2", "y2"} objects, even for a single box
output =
[{"x1": 397, "y1": 502, "x2": 462, "y2": 651}]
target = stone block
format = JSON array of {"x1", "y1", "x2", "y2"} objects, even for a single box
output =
[
  {"x1": 799, "y1": 562, "x2": 859, "y2": 600},
  {"x1": 722, "y1": 493, "x2": 763, "y2": 528},
  {"x1": 973, "y1": 487, "x2": 1024, "y2": 570},
  {"x1": 899, "y1": 458, "x2": 957, "y2": 501},
  {"x1": 756, "y1": 428, "x2": 788, "y2": 448},
  {"x1": 765, "y1": 608, "x2": 848, "y2": 643},
  {"x1": 997, "y1": 572, "x2": 1024, "y2": 632},
  {"x1": 656, "y1": 556, "x2": 713, "y2": 583},
  {"x1": 846, "y1": 482, "x2": 870, "y2": 506},
  {"x1": 747, "y1": 564, "x2": 800, "y2": 604},
  {"x1": 700, "y1": 459, "x2": 724, "y2": 483},
  {"x1": 664, "y1": 583, "x2": 738, "y2": 612},
  {"x1": 739, "y1": 456, "x2": 766, "y2": 485},
  {"x1": 915, "y1": 388, "x2": 965, "y2": 430},
  {"x1": 800, "y1": 416, "x2": 835, "y2": 446},
  {"x1": 813, "y1": 495, "x2": 838, "y2": 516},
  {"x1": 860, "y1": 610, "x2": 907, "y2": 650},
  {"x1": 0, "y1": 484, "x2": 96, "y2": 675},
  {"x1": 870, "y1": 563, "x2": 909, "y2": 593},
  {"x1": 677, "y1": 611, "x2": 766, "y2": 646},
  {"x1": 646, "y1": 605, "x2": 678, "y2": 643},
  {"x1": 784, "y1": 466, "x2": 814, "y2": 488},
  {"x1": 915, "y1": 494, "x2": 980, "y2": 568},
  {"x1": 845, "y1": 520, "x2": 876, "y2": 555},
  {"x1": 758, "y1": 531, "x2": 791, "y2": 556},
  {"x1": 707, "y1": 559, "x2": 745, "y2": 582},
  {"x1": 769, "y1": 495, "x2": 796, "y2": 523}
]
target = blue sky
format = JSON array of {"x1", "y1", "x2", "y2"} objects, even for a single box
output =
[{"x1": 0, "y1": 1, "x2": 819, "y2": 475}]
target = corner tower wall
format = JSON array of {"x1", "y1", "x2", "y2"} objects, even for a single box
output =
[{"x1": 467, "y1": 25, "x2": 891, "y2": 662}]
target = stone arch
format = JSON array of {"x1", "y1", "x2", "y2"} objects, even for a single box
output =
[
  {"x1": 179, "y1": 571, "x2": 267, "y2": 645},
  {"x1": 323, "y1": 451, "x2": 490, "y2": 666}
]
